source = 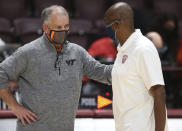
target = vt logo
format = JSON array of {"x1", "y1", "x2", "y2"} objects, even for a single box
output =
[{"x1": 66, "y1": 59, "x2": 76, "y2": 66}]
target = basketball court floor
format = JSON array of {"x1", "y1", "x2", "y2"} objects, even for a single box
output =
[{"x1": 0, "y1": 118, "x2": 181, "y2": 131}]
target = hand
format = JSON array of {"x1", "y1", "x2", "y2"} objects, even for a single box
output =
[
  {"x1": 11, "y1": 104, "x2": 38, "y2": 126},
  {"x1": 8, "y1": 81, "x2": 18, "y2": 91}
]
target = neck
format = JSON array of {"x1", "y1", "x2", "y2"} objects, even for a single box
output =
[
  {"x1": 53, "y1": 43, "x2": 63, "y2": 53},
  {"x1": 45, "y1": 33, "x2": 63, "y2": 53},
  {"x1": 119, "y1": 28, "x2": 134, "y2": 46}
]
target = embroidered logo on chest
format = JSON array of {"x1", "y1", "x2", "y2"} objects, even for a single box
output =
[
  {"x1": 66, "y1": 59, "x2": 76, "y2": 66},
  {"x1": 122, "y1": 55, "x2": 128, "y2": 64}
]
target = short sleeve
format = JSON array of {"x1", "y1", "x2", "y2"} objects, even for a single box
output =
[{"x1": 136, "y1": 45, "x2": 164, "y2": 90}]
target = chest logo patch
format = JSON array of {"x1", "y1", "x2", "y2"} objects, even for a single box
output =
[
  {"x1": 66, "y1": 59, "x2": 76, "y2": 66},
  {"x1": 122, "y1": 55, "x2": 128, "y2": 64}
]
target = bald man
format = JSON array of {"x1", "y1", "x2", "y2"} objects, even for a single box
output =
[
  {"x1": 0, "y1": 5, "x2": 112, "y2": 131},
  {"x1": 146, "y1": 32, "x2": 163, "y2": 49},
  {"x1": 104, "y1": 2, "x2": 168, "y2": 131}
]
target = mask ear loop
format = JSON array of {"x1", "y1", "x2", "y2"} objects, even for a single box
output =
[
  {"x1": 115, "y1": 22, "x2": 120, "y2": 37},
  {"x1": 114, "y1": 21, "x2": 120, "y2": 46}
]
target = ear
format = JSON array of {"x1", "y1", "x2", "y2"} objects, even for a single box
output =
[
  {"x1": 42, "y1": 24, "x2": 49, "y2": 35},
  {"x1": 112, "y1": 22, "x2": 120, "y2": 31}
]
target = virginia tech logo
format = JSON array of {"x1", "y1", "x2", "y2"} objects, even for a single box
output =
[{"x1": 66, "y1": 59, "x2": 76, "y2": 66}]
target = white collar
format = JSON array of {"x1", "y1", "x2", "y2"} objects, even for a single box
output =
[{"x1": 117, "y1": 29, "x2": 142, "y2": 52}]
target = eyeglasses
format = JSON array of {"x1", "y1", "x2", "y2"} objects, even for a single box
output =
[{"x1": 48, "y1": 24, "x2": 70, "y2": 31}]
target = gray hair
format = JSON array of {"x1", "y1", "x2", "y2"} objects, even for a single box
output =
[{"x1": 41, "y1": 5, "x2": 69, "y2": 24}]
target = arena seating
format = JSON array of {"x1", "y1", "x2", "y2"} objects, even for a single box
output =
[
  {"x1": 0, "y1": 0, "x2": 31, "y2": 21},
  {"x1": 68, "y1": 19, "x2": 95, "y2": 49},
  {"x1": 33, "y1": 0, "x2": 68, "y2": 17},
  {"x1": 74, "y1": 0, "x2": 106, "y2": 21},
  {"x1": 0, "y1": 18, "x2": 14, "y2": 43},
  {"x1": 13, "y1": 18, "x2": 43, "y2": 44},
  {"x1": 153, "y1": 0, "x2": 181, "y2": 19},
  {"x1": 114, "y1": 0, "x2": 145, "y2": 9},
  {"x1": 0, "y1": 0, "x2": 181, "y2": 43},
  {"x1": 94, "y1": 19, "x2": 107, "y2": 38}
]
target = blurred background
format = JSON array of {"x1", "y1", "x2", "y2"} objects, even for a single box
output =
[{"x1": 0, "y1": 0, "x2": 182, "y2": 130}]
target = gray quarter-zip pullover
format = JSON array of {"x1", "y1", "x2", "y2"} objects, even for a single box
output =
[{"x1": 0, "y1": 34, "x2": 112, "y2": 131}]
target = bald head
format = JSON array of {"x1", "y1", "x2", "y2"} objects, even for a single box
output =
[
  {"x1": 146, "y1": 32, "x2": 163, "y2": 49},
  {"x1": 104, "y1": 2, "x2": 134, "y2": 29}
]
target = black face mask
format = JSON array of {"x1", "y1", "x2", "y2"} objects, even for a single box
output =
[{"x1": 49, "y1": 30, "x2": 69, "y2": 44}]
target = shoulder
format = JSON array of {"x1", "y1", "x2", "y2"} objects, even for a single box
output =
[
  {"x1": 67, "y1": 42, "x2": 92, "y2": 62},
  {"x1": 17, "y1": 36, "x2": 42, "y2": 54},
  {"x1": 67, "y1": 41, "x2": 87, "y2": 54},
  {"x1": 135, "y1": 35, "x2": 158, "y2": 55}
]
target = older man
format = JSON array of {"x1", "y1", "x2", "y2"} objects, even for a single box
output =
[
  {"x1": 104, "y1": 2, "x2": 168, "y2": 131},
  {"x1": 0, "y1": 5, "x2": 112, "y2": 131}
]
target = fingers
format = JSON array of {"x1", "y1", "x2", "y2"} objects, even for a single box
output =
[
  {"x1": 19, "y1": 112, "x2": 37, "y2": 126},
  {"x1": 24, "y1": 115, "x2": 31, "y2": 125},
  {"x1": 12, "y1": 104, "x2": 38, "y2": 126},
  {"x1": 20, "y1": 117, "x2": 25, "y2": 126},
  {"x1": 24, "y1": 111, "x2": 37, "y2": 125},
  {"x1": 28, "y1": 111, "x2": 38, "y2": 118},
  {"x1": 14, "y1": 107, "x2": 37, "y2": 126},
  {"x1": 27, "y1": 113, "x2": 36, "y2": 122}
]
